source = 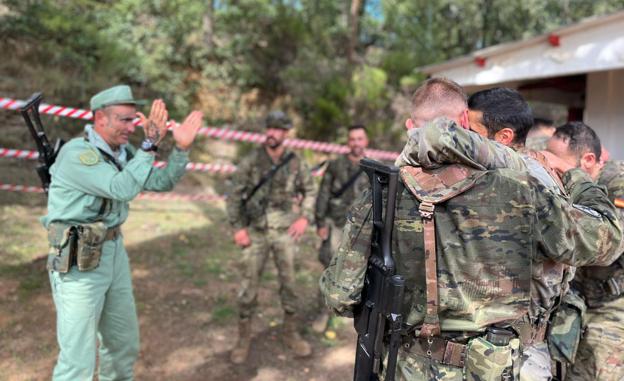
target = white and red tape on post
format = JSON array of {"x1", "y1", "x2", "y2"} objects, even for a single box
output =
[{"x1": 0, "y1": 97, "x2": 399, "y2": 160}]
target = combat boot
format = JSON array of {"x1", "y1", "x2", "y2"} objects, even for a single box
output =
[
  {"x1": 230, "y1": 318, "x2": 252, "y2": 364},
  {"x1": 283, "y1": 314, "x2": 312, "y2": 357}
]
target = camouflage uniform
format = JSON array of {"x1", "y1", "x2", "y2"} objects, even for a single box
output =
[
  {"x1": 568, "y1": 160, "x2": 624, "y2": 381},
  {"x1": 315, "y1": 155, "x2": 369, "y2": 267},
  {"x1": 525, "y1": 135, "x2": 551, "y2": 151},
  {"x1": 321, "y1": 118, "x2": 623, "y2": 380},
  {"x1": 227, "y1": 147, "x2": 315, "y2": 319}
]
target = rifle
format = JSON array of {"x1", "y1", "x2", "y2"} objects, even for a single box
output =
[
  {"x1": 20, "y1": 93, "x2": 64, "y2": 194},
  {"x1": 353, "y1": 158, "x2": 405, "y2": 381}
]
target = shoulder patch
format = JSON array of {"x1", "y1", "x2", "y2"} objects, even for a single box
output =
[
  {"x1": 78, "y1": 149, "x2": 99, "y2": 166},
  {"x1": 572, "y1": 203, "x2": 603, "y2": 218}
]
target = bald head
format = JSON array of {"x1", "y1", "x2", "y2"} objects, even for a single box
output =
[{"x1": 407, "y1": 77, "x2": 468, "y2": 129}]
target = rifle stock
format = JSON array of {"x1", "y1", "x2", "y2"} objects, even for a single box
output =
[
  {"x1": 353, "y1": 159, "x2": 405, "y2": 381},
  {"x1": 20, "y1": 93, "x2": 64, "y2": 194}
]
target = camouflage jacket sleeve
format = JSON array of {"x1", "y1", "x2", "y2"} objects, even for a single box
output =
[
  {"x1": 315, "y1": 161, "x2": 335, "y2": 227},
  {"x1": 296, "y1": 157, "x2": 316, "y2": 222},
  {"x1": 319, "y1": 191, "x2": 372, "y2": 316},
  {"x1": 226, "y1": 153, "x2": 254, "y2": 230},
  {"x1": 395, "y1": 118, "x2": 526, "y2": 172},
  {"x1": 535, "y1": 168, "x2": 623, "y2": 267}
]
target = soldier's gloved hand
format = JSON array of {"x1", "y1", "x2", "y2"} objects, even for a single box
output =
[
  {"x1": 288, "y1": 217, "x2": 309, "y2": 241},
  {"x1": 137, "y1": 99, "x2": 168, "y2": 145},
  {"x1": 172, "y1": 111, "x2": 204, "y2": 151},
  {"x1": 234, "y1": 228, "x2": 251, "y2": 248},
  {"x1": 317, "y1": 226, "x2": 329, "y2": 241}
]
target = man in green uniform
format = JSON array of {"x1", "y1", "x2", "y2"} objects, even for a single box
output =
[
  {"x1": 321, "y1": 79, "x2": 623, "y2": 380},
  {"x1": 42, "y1": 85, "x2": 203, "y2": 380},
  {"x1": 312, "y1": 124, "x2": 369, "y2": 333},
  {"x1": 546, "y1": 123, "x2": 624, "y2": 380},
  {"x1": 227, "y1": 111, "x2": 315, "y2": 363}
]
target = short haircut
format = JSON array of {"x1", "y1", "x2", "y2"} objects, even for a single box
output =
[
  {"x1": 348, "y1": 124, "x2": 367, "y2": 132},
  {"x1": 468, "y1": 88, "x2": 533, "y2": 145},
  {"x1": 553, "y1": 121, "x2": 601, "y2": 159},
  {"x1": 411, "y1": 77, "x2": 467, "y2": 113}
]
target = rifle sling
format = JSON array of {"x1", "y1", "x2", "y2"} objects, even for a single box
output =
[
  {"x1": 243, "y1": 152, "x2": 295, "y2": 204},
  {"x1": 331, "y1": 168, "x2": 363, "y2": 198}
]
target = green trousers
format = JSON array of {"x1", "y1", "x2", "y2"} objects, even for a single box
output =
[{"x1": 48, "y1": 236, "x2": 139, "y2": 381}]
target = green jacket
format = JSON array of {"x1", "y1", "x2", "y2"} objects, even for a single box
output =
[
  {"x1": 226, "y1": 147, "x2": 315, "y2": 231},
  {"x1": 41, "y1": 126, "x2": 189, "y2": 228},
  {"x1": 315, "y1": 155, "x2": 369, "y2": 229},
  {"x1": 321, "y1": 118, "x2": 622, "y2": 332}
]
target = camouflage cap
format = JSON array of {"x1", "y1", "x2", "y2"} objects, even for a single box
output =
[
  {"x1": 90, "y1": 85, "x2": 143, "y2": 111},
  {"x1": 265, "y1": 110, "x2": 293, "y2": 130}
]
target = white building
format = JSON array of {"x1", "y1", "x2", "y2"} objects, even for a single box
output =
[{"x1": 420, "y1": 11, "x2": 624, "y2": 159}]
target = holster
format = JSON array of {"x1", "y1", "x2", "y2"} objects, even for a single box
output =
[{"x1": 47, "y1": 222, "x2": 120, "y2": 273}]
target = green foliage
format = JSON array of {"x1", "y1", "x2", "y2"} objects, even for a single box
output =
[{"x1": 2, "y1": 0, "x2": 624, "y2": 150}]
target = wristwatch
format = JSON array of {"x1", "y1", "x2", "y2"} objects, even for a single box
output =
[{"x1": 140, "y1": 138, "x2": 158, "y2": 152}]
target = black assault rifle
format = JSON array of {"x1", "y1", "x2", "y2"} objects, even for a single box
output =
[
  {"x1": 20, "y1": 93, "x2": 64, "y2": 194},
  {"x1": 353, "y1": 158, "x2": 405, "y2": 381}
]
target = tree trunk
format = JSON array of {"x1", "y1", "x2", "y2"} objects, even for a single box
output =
[
  {"x1": 203, "y1": 0, "x2": 215, "y2": 50},
  {"x1": 347, "y1": 0, "x2": 364, "y2": 64}
]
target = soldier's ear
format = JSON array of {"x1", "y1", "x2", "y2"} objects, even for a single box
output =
[
  {"x1": 405, "y1": 118, "x2": 415, "y2": 130},
  {"x1": 494, "y1": 128, "x2": 515, "y2": 146}
]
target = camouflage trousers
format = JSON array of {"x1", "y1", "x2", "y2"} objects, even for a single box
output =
[
  {"x1": 318, "y1": 220, "x2": 344, "y2": 268},
  {"x1": 567, "y1": 296, "x2": 624, "y2": 381},
  {"x1": 386, "y1": 341, "x2": 551, "y2": 380},
  {"x1": 237, "y1": 227, "x2": 297, "y2": 319}
]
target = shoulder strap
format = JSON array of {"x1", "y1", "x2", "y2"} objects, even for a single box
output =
[
  {"x1": 331, "y1": 168, "x2": 364, "y2": 198},
  {"x1": 400, "y1": 165, "x2": 485, "y2": 338},
  {"x1": 242, "y1": 152, "x2": 296, "y2": 204}
]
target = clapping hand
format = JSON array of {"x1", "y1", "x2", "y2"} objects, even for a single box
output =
[
  {"x1": 137, "y1": 99, "x2": 168, "y2": 145},
  {"x1": 173, "y1": 111, "x2": 204, "y2": 151}
]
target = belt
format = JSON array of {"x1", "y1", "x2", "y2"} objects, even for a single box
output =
[
  {"x1": 404, "y1": 336, "x2": 467, "y2": 368},
  {"x1": 104, "y1": 225, "x2": 122, "y2": 241}
]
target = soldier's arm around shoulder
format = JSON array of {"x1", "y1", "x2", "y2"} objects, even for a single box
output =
[
  {"x1": 143, "y1": 146, "x2": 190, "y2": 192},
  {"x1": 319, "y1": 190, "x2": 372, "y2": 316},
  {"x1": 225, "y1": 151, "x2": 255, "y2": 230},
  {"x1": 315, "y1": 160, "x2": 335, "y2": 228},
  {"x1": 52, "y1": 139, "x2": 155, "y2": 202},
  {"x1": 535, "y1": 168, "x2": 623, "y2": 267},
  {"x1": 398, "y1": 118, "x2": 526, "y2": 171}
]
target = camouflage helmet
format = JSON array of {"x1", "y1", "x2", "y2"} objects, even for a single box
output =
[{"x1": 265, "y1": 110, "x2": 293, "y2": 130}]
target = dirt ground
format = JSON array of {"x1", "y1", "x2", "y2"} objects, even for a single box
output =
[{"x1": 0, "y1": 188, "x2": 357, "y2": 381}]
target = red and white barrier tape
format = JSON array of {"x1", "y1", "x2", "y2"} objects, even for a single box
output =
[
  {"x1": 0, "y1": 147, "x2": 327, "y2": 176},
  {"x1": 0, "y1": 183, "x2": 225, "y2": 202},
  {"x1": 0, "y1": 97, "x2": 398, "y2": 160}
]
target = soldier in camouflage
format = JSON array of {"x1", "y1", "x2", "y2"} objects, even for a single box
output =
[
  {"x1": 397, "y1": 87, "x2": 624, "y2": 379},
  {"x1": 312, "y1": 124, "x2": 369, "y2": 333},
  {"x1": 226, "y1": 111, "x2": 315, "y2": 364},
  {"x1": 321, "y1": 79, "x2": 623, "y2": 380},
  {"x1": 546, "y1": 123, "x2": 624, "y2": 381}
]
